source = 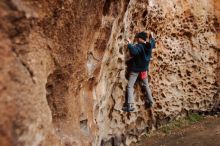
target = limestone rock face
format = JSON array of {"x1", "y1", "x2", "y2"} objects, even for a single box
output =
[{"x1": 0, "y1": 0, "x2": 219, "y2": 146}]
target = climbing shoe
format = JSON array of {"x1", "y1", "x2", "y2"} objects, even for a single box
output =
[
  {"x1": 145, "y1": 100, "x2": 153, "y2": 108},
  {"x1": 123, "y1": 104, "x2": 135, "y2": 112}
]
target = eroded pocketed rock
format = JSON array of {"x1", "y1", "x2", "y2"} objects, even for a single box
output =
[{"x1": 0, "y1": 0, "x2": 219, "y2": 146}]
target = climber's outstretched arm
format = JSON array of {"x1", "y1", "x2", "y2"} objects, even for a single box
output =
[
  {"x1": 128, "y1": 44, "x2": 142, "y2": 56},
  {"x1": 150, "y1": 32, "x2": 156, "y2": 49}
]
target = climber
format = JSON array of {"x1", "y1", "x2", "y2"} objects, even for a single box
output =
[{"x1": 123, "y1": 31, "x2": 156, "y2": 112}]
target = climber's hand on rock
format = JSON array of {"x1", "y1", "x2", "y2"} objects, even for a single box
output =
[
  {"x1": 125, "y1": 38, "x2": 131, "y2": 44},
  {"x1": 151, "y1": 32, "x2": 154, "y2": 39}
]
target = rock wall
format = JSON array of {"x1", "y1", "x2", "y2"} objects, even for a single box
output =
[
  {"x1": 0, "y1": 0, "x2": 219, "y2": 146},
  {"x1": 214, "y1": 0, "x2": 220, "y2": 115}
]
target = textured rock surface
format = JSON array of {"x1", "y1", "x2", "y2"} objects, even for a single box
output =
[{"x1": 0, "y1": 0, "x2": 219, "y2": 146}]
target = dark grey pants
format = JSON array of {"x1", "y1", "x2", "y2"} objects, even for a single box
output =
[{"x1": 127, "y1": 72, "x2": 154, "y2": 104}]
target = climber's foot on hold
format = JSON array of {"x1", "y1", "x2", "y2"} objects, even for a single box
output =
[
  {"x1": 145, "y1": 100, "x2": 153, "y2": 109},
  {"x1": 123, "y1": 103, "x2": 135, "y2": 112}
]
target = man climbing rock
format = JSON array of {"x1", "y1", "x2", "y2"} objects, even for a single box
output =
[{"x1": 123, "y1": 31, "x2": 156, "y2": 112}]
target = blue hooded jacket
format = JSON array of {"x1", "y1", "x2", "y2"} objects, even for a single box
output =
[{"x1": 127, "y1": 38, "x2": 155, "y2": 72}]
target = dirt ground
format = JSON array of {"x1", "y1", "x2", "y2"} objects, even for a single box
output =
[{"x1": 133, "y1": 116, "x2": 220, "y2": 146}]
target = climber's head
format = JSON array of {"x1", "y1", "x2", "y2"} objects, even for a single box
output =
[{"x1": 135, "y1": 31, "x2": 147, "y2": 43}]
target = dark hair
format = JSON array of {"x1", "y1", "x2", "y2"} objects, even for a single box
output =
[{"x1": 135, "y1": 32, "x2": 147, "y2": 41}]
